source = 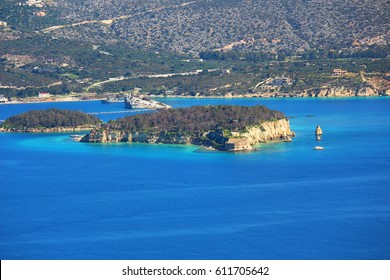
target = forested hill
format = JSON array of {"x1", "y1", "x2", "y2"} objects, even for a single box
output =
[
  {"x1": 1, "y1": 108, "x2": 101, "y2": 131},
  {"x1": 106, "y1": 105, "x2": 285, "y2": 133},
  {"x1": 1, "y1": 0, "x2": 388, "y2": 54}
]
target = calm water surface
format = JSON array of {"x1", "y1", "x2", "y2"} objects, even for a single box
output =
[{"x1": 0, "y1": 97, "x2": 389, "y2": 259}]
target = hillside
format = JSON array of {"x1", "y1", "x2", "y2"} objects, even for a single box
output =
[
  {"x1": 0, "y1": 0, "x2": 388, "y2": 98},
  {"x1": 1, "y1": 0, "x2": 388, "y2": 54}
]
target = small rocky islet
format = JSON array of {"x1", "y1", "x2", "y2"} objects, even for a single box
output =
[{"x1": 0, "y1": 105, "x2": 295, "y2": 152}]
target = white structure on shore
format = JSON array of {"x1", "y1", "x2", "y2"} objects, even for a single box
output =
[
  {"x1": 125, "y1": 94, "x2": 171, "y2": 110},
  {"x1": 38, "y1": 92, "x2": 50, "y2": 98},
  {"x1": 0, "y1": 95, "x2": 8, "y2": 103}
]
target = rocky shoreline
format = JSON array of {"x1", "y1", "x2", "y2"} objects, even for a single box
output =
[
  {"x1": 0, "y1": 125, "x2": 97, "y2": 133},
  {"x1": 1, "y1": 85, "x2": 389, "y2": 106},
  {"x1": 158, "y1": 85, "x2": 389, "y2": 98},
  {"x1": 80, "y1": 118, "x2": 295, "y2": 152}
]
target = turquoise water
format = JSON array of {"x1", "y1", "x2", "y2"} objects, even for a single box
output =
[{"x1": 1, "y1": 98, "x2": 390, "y2": 259}]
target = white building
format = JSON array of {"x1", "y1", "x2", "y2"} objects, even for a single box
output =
[
  {"x1": 332, "y1": 69, "x2": 348, "y2": 76},
  {"x1": 38, "y1": 92, "x2": 50, "y2": 98},
  {"x1": 0, "y1": 95, "x2": 7, "y2": 103},
  {"x1": 271, "y1": 77, "x2": 292, "y2": 86}
]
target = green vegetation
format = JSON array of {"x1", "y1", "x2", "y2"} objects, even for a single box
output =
[
  {"x1": 0, "y1": 0, "x2": 67, "y2": 31},
  {"x1": 1, "y1": 108, "x2": 101, "y2": 130},
  {"x1": 200, "y1": 45, "x2": 390, "y2": 63},
  {"x1": 21, "y1": 0, "x2": 387, "y2": 54},
  {"x1": 0, "y1": 33, "x2": 388, "y2": 98},
  {"x1": 0, "y1": 0, "x2": 389, "y2": 99},
  {"x1": 106, "y1": 105, "x2": 285, "y2": 133}
]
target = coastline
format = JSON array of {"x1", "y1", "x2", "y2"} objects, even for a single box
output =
[
  {"x1": 156, "y1": 94, "x2": 390, "y2": 99},
  {"x1": 0, "y1": 126, "x2": 96, "y2": 133},
  {"x1": 0, "y1": 97, "x2": 104, "y2": 105},
  {"x1": 1, "y1": 93, "x2": 389, "y2": 105}
]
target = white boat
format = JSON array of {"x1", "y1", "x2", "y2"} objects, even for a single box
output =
[{"x1": 314, "y1": 146, "x2": 325, "y2": 150}]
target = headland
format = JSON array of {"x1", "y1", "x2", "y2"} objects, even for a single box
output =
[{"x1": 80, "y1": 105, "x2": 295, "y2": 151}]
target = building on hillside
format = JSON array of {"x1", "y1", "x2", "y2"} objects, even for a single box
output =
[
  {"x1": 0, "y1": 95, "x2": 8, "y2": 103},
  {"x1": 271, "y1": 76, "x2": 292, "y2": 86},
  {"x1": 26, "y1": 0, "x2": 45, "y2": 8},
  {"x1": 332, "y1": 68, "x2": 347, "y2": 76},
  {"x1": 38, "y1": 92, "x2": 50, "y2": 98},
  {"x1": 224, "y1": 138, "x2": 252, "y2": 151},
  {"x1": 36, "y1": 11, "x2": 46, "y2": 17}
]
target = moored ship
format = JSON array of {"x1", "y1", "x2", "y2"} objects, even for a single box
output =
[{"x1": 124, "y1": 94, "x2": 171, "y2": 110}]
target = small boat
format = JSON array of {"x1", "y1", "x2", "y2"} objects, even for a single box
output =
[{"x1": 314, "y1": 146, "x2": 325, "y2": 150}]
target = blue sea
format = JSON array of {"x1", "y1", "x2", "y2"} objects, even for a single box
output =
[{"x1": 0, "y1": 97, "x2": 390, "y2": 260}]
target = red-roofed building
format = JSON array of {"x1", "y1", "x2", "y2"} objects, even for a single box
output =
[{"x1": 38, "y1": 92, "x2": 50, "y2": 98}]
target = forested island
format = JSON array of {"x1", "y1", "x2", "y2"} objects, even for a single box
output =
[
  {"x1": 0, "y1": 105, "x2": 294, "y2": 151},
  {"x1": 0, "y1": 108, "x2": 101, "y2": 132},
  {"x1": 81, "y1": 105, "x2": 295, "y2": 151}
]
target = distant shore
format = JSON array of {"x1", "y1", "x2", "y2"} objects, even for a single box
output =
[
  {"x1": 0, "y1": 96, "x2": 103, "y2": 105},
  {"x1": 1, "y1": 92, "x2": 389, "y2": 105}
]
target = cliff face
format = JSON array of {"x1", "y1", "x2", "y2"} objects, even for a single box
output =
[
  {"x1": 240, "y1": 119, "x2": 295, "y2": 144},
  {"x1": 304, "y1": 86, "x2": 380, "y2": 97},
  {"x1": 82, "y1": 130, "x2": 193, "y2": 144},
  {"x1": 81, "y1": 118, "x2": 294, "y2": 151}
]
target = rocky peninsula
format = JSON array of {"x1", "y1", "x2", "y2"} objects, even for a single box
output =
[
  {"x1": 81, "y1": 105, "x2": 295, "y2": 151},
  {"x1": 0, "y1": 106, "x2": 295, "y2": 151},
  {"x1": 0, "y1": 108, "x2": 101, "y2": 132}
]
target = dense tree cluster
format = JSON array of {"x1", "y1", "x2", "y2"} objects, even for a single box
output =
[
  {"x1": 106, "y1": 105, "x2": 285, "y2": 133},
  {"x1": 1, "y1": 108, "x2": 101, "y2": 129},
  {"x1": 301, "y1": 45, "x2": 390, "y2": 60},
  {"x1": 200, "y1": 51, "x2": 279, "y2": 62},
  {"x1": 200, "y1": 46, "x2": 390, "y2": 62}
]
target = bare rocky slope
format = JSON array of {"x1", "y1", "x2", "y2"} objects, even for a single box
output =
[{"x1": 2, "y1": 0, "x2": 388, "y2": 54}]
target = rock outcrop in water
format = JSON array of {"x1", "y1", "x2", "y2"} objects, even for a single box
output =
[
  {"x1": 81, "y1": 105, "x2": 295, "y2": 151},
  {"x1": 315, "y1": 126, "x2": 323, "y2": 136}
]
